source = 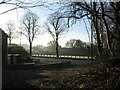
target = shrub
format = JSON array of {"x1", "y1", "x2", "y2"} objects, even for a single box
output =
[
  {"x1": 8, "y1": 44, "x2": 32, "y2": 63},
  {"x1": 8, "y1": 44, "x2": 29, "y2": 56}
]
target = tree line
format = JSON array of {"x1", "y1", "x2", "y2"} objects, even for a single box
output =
[
  {"x1": 3, "y1": 0, "x2": 120, "y2": 59},
  {"x1": 5, "y1": 10, "x2": 69, "y2": 57},
  {"x1": 1, "y1": 0, "x2": 120, "y2": 89},
  {"x1": 32, "y1": 39, "x2": 97, "y2": 56}
]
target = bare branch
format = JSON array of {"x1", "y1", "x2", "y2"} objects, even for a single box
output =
[
  {"x1": 0, "y1": 7, "x2": 17, "y2": 15},
  {"x1": 20, "y1": 11, "x2": 40, "y2": 56}
]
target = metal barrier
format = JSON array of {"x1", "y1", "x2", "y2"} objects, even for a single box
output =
[
  {"x1": 8, "y1": 54, "x2": 21, "y2": 65},
  {"x1": 32, "y1": 54, "x2": 89, "y2": 59}
]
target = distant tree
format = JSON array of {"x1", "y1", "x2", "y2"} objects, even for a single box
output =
[
  {"x1": 47, "y1": 41, "x2": 56, "y2": 48},
  {"x1": 32, "y1": 45, "x2": 44, "y2": 54},
  {"x1": 65, "y1": 39, "x2": 76, "y2": 48},
  {"x1": 46, "y1": 41, "x2": 56, "y2": 53},
  {"x1": 20, "y1": 11, "x2": 40, "y2": 56},
  {"x1": 65, "y1": 39, "x2": 86, "y2": 48},
  {"x1": 45, "y1": 41, "x2": 61, "y2": 54},
  {"x1": 5, "y1": 20, "x2": 16, "y2": 45},
  {"x1": 45, "y1": 12, "x2": 69, "y2": 57}
]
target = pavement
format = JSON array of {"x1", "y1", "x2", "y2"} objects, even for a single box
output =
[{"x1": 33, "y1": 57, "x2": 93, "y2": 65}]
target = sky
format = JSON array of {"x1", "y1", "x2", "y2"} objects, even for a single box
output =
[{"x1": 0, "y1": 0, "x2": 91, "y2": 47}]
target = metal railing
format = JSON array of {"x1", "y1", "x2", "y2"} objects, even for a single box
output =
[{"x1": 32, "y1": 54, "x2": 90, "y2": 59}]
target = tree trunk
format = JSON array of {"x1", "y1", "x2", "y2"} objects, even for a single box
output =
[
  {"x1": 29, "y1": 42, "x2": 32, "y2": 56},
  {"x1": 91, "y1": 20, "x2": 93, "y2": 60},
  {"x1": 56, "y1": 37, "x2": 59, "y2": 57},
  {"x1": 110, "y1": 2, "x2": 120, "y2": 39},
  {"x1": 9, "y1": 37, "x2": 11, "y2": 46},
  {"x1": 115, "y1": 2, "x2": 120, "y2": 42},
  {"x1": 92, "y1": 2, "x2": 102, "y2": 55},
  {"x1": 100, "y1": 2, "x2": 113, "y2": 55},
  {"x1": 93, "y1": 20, "x2": 102, "y2": 55}
]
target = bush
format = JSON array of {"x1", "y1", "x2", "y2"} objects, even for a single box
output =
[
  {"x1": 8, "y1": 44, "x2": 29, "y2": 57},
  {"x1": 8, "y1": 44, "x2": 32, "y2": 63}
]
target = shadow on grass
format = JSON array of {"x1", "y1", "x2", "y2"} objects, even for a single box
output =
[
  {"x1": 2, "y1": 63, "x2": 78, "y2": 89},
  {"x1": 2, "y1": 69, "x2": 48, "y2": 88}
]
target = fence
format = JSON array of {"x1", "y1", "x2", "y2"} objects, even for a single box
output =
[{"x1": 32, "y1": 54, "x2": 90, "y2": 59}]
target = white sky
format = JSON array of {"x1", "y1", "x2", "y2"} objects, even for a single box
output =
[{"x1": 0, "y1": 0, "x2": 91, "y2": 47}]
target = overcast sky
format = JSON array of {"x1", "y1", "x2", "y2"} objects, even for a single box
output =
[{"x1": 0, "y1": 0, "x2": 91, "y2": 47}]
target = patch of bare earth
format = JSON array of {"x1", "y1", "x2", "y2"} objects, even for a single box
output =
[
  {"x1": 27, "y1": 67, "x2": 93, "y2": 88},
  {"x1": 3, "y1": 64, "x2": 93, "y2": 88}
]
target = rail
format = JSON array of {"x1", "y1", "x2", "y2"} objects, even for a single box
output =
[{"x1": 32, "y1": 54, "x2": 90, "y2": 59}]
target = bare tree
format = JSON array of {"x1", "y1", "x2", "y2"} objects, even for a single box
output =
[
  {"x1": 5, "y1": 20, "x2": 16, "y2": 45},
  {"x1": 57, "y1": 1, "x2": 116, "y2": 55},
  {"x1": 46, "y1": 12, "x2": 68, "y2": 57},
  {"x1": 0, "y1": 0, "x2": 48, "y2": 15},
  {"x1": 20, "y1": 11, "x2": 40, "y2": 56}
]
